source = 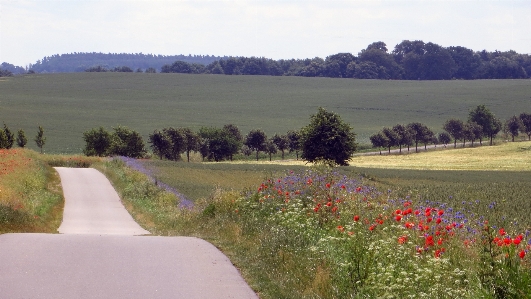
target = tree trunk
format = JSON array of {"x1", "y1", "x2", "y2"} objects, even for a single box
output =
[
  {"x1": 399, "y1": 144, "x2": 402, "y2": 153},
  {"x1": 256, "y1": 150, "x2": 259, "y2": 161}
]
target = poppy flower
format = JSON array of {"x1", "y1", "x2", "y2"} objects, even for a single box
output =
[
  {"x1": 353, "y1": 215, "x2": 360, "y2": 221},
  {"x1": 395, "y1": 215, "x2": 402, "y2": 222},
  {"x1": 337, "y1": 225, "x2": 344, "y2": 232},
  {"x1": 519, "y1": 250, "x2": 526, "y2": 259},
  {"x1": 499, "y1": 228, "x2": 506, "y2": 236},
  {"x1": 398, "y1": 236, "x2": 407, "y2": 244},
  {"x1": 513, "y1": 238, "x2": 521, "y2": 245},
  {"x1": 437, "y1": 210, "x2": 444, "y2": 216}
]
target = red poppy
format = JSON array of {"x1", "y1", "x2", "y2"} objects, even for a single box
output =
[
  {"x1": 395, "y1": 215, "x2": 402, "y2": 222},
  {"x1": 436, "y1": 218, "x2": 442, "y2": 224},
  {"x1": 337, "y1": 225, "x2": 344, "y2": 232},
  {"x1": 425, "y1": 235, "x2": 434, "y2": 247},
  {"x1": 395, "y1": 209, "x2": 402, "y2": 215},
  {"x1": 354, "y1": 215, "x2": 360, "y2": 221},
  {"x1": 414, "y1": 210, "x2": 420, "y2": 216},
  {"x1": 513, "y1": 238, "x2": 521, "y2": 245},
  {"x1": 398, "y1": 236, "x2": 407, "y2": 244},
  {"x1": 499, "y1": 228, "x2": 506, "y2": 236},
  {"x1": 519, "y1": 250, "x2": 526, "y2": 259},
  {"x1": 369, "y1": 225, "x2": 376, "y2": 231},
  {"x1": 437, "y1": 210, "x2": 444, "y2": 216},
  {"x1": 325, "y1": 183, "x2": 331, "y2": 188},
  {"x1": 427, "y1": 217, "x2": 433, "y2": 223},
  {"x1": 504, "y1": 238, "x2": 512, "y2": 245}
]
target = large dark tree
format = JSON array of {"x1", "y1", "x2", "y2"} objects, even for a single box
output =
[
  {"x1": 199, "y1": 126, "x2": 240, "y2": 162},
  {"x1": 407, "y1": 122, "x2": 430, "y2": 152},
  {"x1": 2, "y1": 124, "x2": 14, "y2": 149},
  {"x1": 438, "y1": 132, "x2": 451, "y2": 147},
  {"x1": 110, "y1": 126, "x2": 146, "y2": 158},
  {"x1": 468, "y1": 105, "x2": 502, "y2": 145},
  {"x1": 148, "y1": 130, "x2": 171, "y2": 160},
  {"x1": 519, "y1": 113, "x2": 531, "y2": 140},
  {"x1": 381, "y1": 127, "x2": 399, "y2": 154},
  {"x1": 244, "y1": 129, "x2": 267, "y2": 161},
  {"x1": 223, "y1": 124, "x2": 243, "y2": 161},
  {"x1": 16, "y1": 129, "x2": 27, "y2": 148},
  {"x1": 287, "y1": 130, "x2": 302, "y2": 160},
  {"x1": 443, "y1": 119, "x2": 465, "y2": 148},
  {"x1": 505, "y1": 116, "x2": 522, "y2": 142},
  {"x1": 300, "y1": 107, "x2": 357, "y2": 166},
  {"x1": 162, "y1": 127, "x2": 185, "y2": 161},
  {"x1": 272, "y1": 133, "x2": 289, "y2": 159},
  {"x1": 83, "y1": 127, "x2": 112, "y2": 156},
  {"x1": 392, "y1": 124, "x2": 412, "y2": 153},
  {"x1": 370, "y1": 131, "x2": 389, "y2": 155},
  {"x1": 179, "y1": 127, "x2": 200, "y2": 162}
]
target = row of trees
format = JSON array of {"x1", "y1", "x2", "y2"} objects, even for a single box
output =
[
  {"x1": 83, "y1": 108, "x2": 357, "y2": 166},
  {"x1": 0, "y1": 124, "x2": 46, "y2": 153},
  {"x1": 370, "y1": 105, "x2": 530, "y2": 154},
  {"x1": 160, "y1": 41, "x2": 531, "y2": 80}
]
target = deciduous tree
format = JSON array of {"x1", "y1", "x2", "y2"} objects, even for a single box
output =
[
  {"x1": 300, "y1": 107, "x2": 357, "y2": 166},
  {"x1": 519, "y1": 113, "x2": 531, "y2": 140},
  {"x1": 443, "y1": 119, "x2": 464, "y2": 148},
  {"x1": 83, "y1": 127, "x2": 111, "y2": 156},
  {"x1": 245, "y1": 129, "x2": 267, "y2": 161},
  {"x1": 16, "y1": 129, "x2": 27, "y2": 148},
  {"x1": 34, "y1": 126, "x2": 46, "y2": 154}
]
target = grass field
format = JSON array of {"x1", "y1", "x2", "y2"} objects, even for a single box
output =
[{"x1": 1, "y1": 73, "x2": 529, "y2": 153}]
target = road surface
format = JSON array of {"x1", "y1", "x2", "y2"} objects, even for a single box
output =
[{"x1": 0, "y1": 167, "x2": 258, "y2": 299}]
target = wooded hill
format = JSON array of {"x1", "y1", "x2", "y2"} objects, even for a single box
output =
[{"x1": 2, "y1": 40, "x2": 530, "y2": 79}]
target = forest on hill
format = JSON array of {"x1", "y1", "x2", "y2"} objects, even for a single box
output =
[{"x1": 1, "y1": 40, "x2": 530, "y2": 79}]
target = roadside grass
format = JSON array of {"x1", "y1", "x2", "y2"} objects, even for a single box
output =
[
  {"x1": 95, "y1": 141, "x2": 531, "y2": 298},
  {"x1": 1, "y1": 73, "x2": 529, "y2": 153},
  {"x1": 0, "y1": 149, "x2": 66, "y2": 233}
]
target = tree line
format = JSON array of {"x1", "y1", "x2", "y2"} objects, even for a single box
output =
[
  {"x1": 0, "y1": 124, "x2": 46, "y2": 153},
  {"x1": 160, "y1": 40, "x2": 530, "y2": 80},
  {"x1": 83, "y1": 108, "x2": 357, "y2": 166},
  {"x1": 3, "y1": 40, "x2": 529, "y2": 79},
  {"x1": 370, "y1": 105, "x2": 531, "y2": 154}
]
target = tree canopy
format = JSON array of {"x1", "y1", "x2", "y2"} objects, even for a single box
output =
[{"x1": 300, "y1": 107, "x2": 357, "y2": 166}]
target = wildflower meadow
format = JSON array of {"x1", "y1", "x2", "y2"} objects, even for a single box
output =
[{"x1": 235, "y1": 169, "x2": 531, "y2": 298}]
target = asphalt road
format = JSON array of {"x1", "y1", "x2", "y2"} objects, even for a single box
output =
[{"x1": 0, "y1": 167, "x2": 258, "y2": 299}]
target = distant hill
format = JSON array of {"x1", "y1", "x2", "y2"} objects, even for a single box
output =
[{"x1": 26, "y1": 52, "x2": 227, "y2": 73}]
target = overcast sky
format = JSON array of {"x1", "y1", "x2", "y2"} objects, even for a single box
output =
[{"x1": 1, "y1": 0, "x2": 530, "y2": 67}]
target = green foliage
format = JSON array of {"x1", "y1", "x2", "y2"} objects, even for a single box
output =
[
  {"x1": 438, "y1": 132, "x2": 451, "y2": 145},
  {"x1": 83, "y1": 127, "x2": 112, "y2": 156},
  {"x1": 469, "y1": 105, "x2": 502, "y2": 145},
  {"x1": 444, "y1": 118, "x2": 464, "y2": 148},
  {"x1": 244, "y1": 129, "x2": 267, "y2": 161},
  {"x1": 272, "y1": 133, "x2": 289, "y2": 159},
  {"x1": 3, "y1": 124, "x2": 14, "y2": 149},
  {"x1": 505, "y1": 115, "x2": 522, "y2": 142},
  {"x1": 407, "y1": 122, "x2": 431, "y2": 152},
  {"x1": 148, "y1": 129, "x2": 171, "y2": 160},
  {"x1": 16, "y1": 129, "x2": 27, "y2": 148},
  {"x1": 300, "y1": 107, "x2": 357, "y2": 166},
  {"x1": 369, "y1": 131, "x2": 389, "y2": 154},
  {"x1": 34, "y1": 126, "x2": 46, "y2": 154},
  {"x1": 0, "y1": 130, "x2": 8, "y2": 149},
  {"x1": 286, "y1": 130, "x2": 301, "y2": 160},
  {"x1": 199, "y1": 126, "x2": 240, "y2": 162},
  {"x1": 110, "y1": 126, "x2": 146, "y2": 158},
  {"x1": 520, "y1": 113, "x2": 531, "y2": 140}
]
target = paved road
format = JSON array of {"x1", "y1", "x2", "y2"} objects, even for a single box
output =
[{"x1": 0, "y1": 168, "x2": 258, "y2": 299}]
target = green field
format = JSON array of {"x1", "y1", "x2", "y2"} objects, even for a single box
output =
[{"x1": 1, "y1": 73, "x2": 529, "y2": 153}]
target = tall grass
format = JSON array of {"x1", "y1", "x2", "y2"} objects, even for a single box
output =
[{"x1": 0, "y1": 149, "x2": 66, "y2": 233}]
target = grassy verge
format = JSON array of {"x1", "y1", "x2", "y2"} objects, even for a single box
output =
[{"x1": 0, "y1": 149, "x2": 63, "y2": 233}]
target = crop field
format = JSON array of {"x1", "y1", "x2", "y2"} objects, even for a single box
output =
[{"x1": 0, "y1": 73, "x2": 529, "y2": 153}]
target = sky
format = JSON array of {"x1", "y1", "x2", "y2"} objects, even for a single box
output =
[{"x1": 0, "y1": 0, "x2": 530, "y2": 67}]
